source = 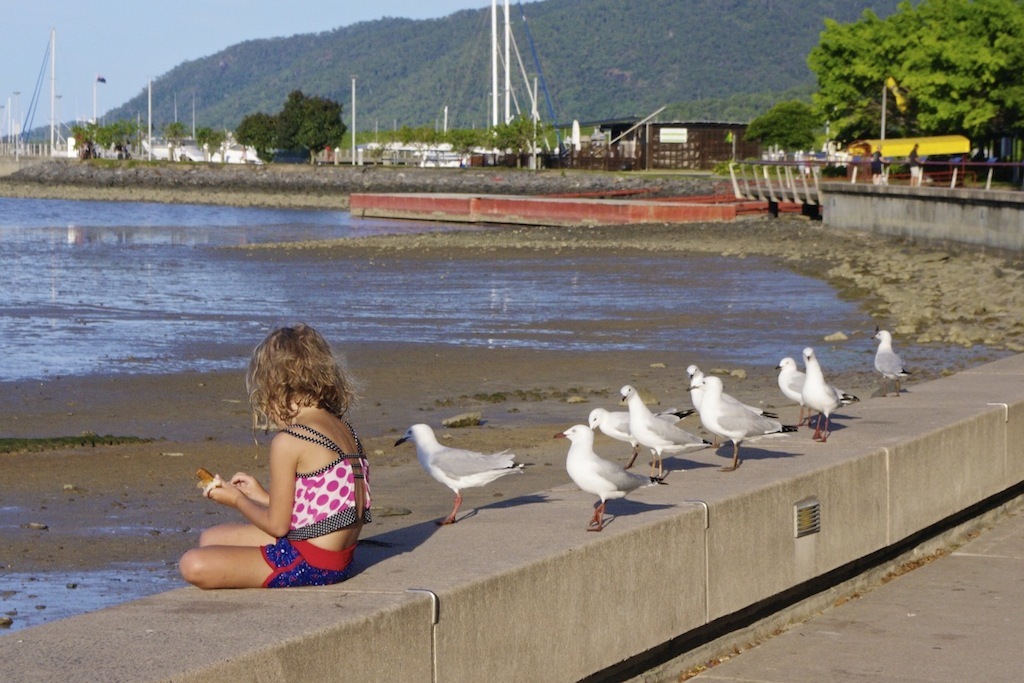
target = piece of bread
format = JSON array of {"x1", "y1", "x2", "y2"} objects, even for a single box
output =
[
  {"x1": 195, "y1": 467, "x2": 224, "y2": 497},
  {"x1": 195, "y1": 467, "x2": 216, "y2": 489}
]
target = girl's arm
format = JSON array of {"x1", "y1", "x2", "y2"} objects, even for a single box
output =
[{"x1": 209, "y1": 432, "x2": 297, "y2": 538}]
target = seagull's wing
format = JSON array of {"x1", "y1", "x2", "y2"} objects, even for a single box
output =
[
  {"x1": 717, "y1": 401, "x2": 779, "y2": 438},
  {"x1": 590, "y1": 457, "x2": 652, "y2": 492},
  {"x1": 431, "y1": 447, "x2": 516, "y2": 478},
  {"x1": 876, "y1": 349, "x2": 907, "y2": 377}
]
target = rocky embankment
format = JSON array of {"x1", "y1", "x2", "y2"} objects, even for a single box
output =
[{"x1": 0, "y1": 158, "x2": 728, "y2": 208}]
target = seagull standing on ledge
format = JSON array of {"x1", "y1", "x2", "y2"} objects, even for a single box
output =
[
  {"x1": 692, "y1": 375, "x2": 797, "y2": 471},
  {"x1": 801, "y1": 347, "x2": 845, "y2": 442},
  {"x1": 395, "y1": 423, "x2": 522, "y2": 525},
  {"x1": 777, "y1": 356, "x2": 858, "y2": 426},
  {"x1": 874, "y1": 329, "x2": 910, "y2": 397},
  {"x1": 620, "y1": 384, "x2": 710, "y2": 478},
  {"x1": 687, "y1": 365, "x2": 777, "y2": 418},
  {"x1": 588, "y1": 406, "x2": 695, "y2": 469},
  {"x1": 556, "y1": 424, "x2": 662, "y2": 532}
]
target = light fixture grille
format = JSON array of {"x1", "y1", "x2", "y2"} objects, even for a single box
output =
[{"x1": 794, "y1": 497, "x2": 821, "y2": 538}]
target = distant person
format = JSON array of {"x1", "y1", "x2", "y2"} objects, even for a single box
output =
[
  {"x1": 179, "y1": 324, "x2": 371, "y2": 589},
  {"x1": 871, "y1": 150, "x2": 887, "y2": 185},
  {"x1": 908, "y1": 144, "x2": 922, "y2": 186}
]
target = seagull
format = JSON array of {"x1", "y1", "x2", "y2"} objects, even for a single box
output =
[
  {"x1": 395, "y1": 423, "x2": 523, "y2": 525},
  {"x1": 688, "y1": 364, "x2": 778, "y2": 418},
  {"x1": 588, "y1": 406, "x2": 695, "y2": 469},
  {"x1": 777, "y1": 356, "x2": 858, "y2": 426},
  {"x1": 691, "y1": 375, "x2": 797, "y2": 471},
  {"x1": 688, "y1": 365, "x2": 777, "y2": 447},
  {"x1": 620, "y1": 385, "x2": 710, "y2": 478},
  {"x1": 800, "y1": 347, "x2": 845, "y2": 442},
  {"x1": 874, "y1": 329, "x2": 911, "y2": 397},
  {"x1": 556, "y1": 424, "x2": 662, "y2": 531}
]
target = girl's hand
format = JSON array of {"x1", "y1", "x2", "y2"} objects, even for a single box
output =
[
  {"x1": 206, "y1": 484, "x2": 234, "y2": 506},
  {"x1": 229, "y1": 472, "x2": 270, "y2": 505}
]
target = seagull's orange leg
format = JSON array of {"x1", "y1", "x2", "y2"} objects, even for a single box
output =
[
  {"x1": 625, "y1": 445, "x2": 639, "y2": 470},
  {"x1": 721, "y1": 442, "x2": 741, "y2": 471},
  {"x1": 438, "y1": 493, "x2": 463, "y2": 526},
  {"x1": 588, "y1": 501, "x2": 606, "y2": 531}
]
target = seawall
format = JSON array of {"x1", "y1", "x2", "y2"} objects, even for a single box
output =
[
  {"x1": 5, "y1": 354, "x2": 1023, "y2": 682},
  {"x1": 822, "y1": 181, "x2": 1024, "y2": 252},
  {"x1": 1, "y1": 159, "x2": 727, "y2": 200}
]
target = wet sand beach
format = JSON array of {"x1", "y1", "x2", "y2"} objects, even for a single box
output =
[{"x1": 2, "y1": 164, "x2": 1023, "y2": 631}]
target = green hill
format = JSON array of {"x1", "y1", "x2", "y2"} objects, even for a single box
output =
[{"x1": 105, "y1": 0, "x2": 902, "y2": 133}]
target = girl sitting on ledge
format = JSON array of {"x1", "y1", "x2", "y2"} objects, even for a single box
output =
[{"x1": 179, "y1": 324, "x2": 371, "y2": 589}]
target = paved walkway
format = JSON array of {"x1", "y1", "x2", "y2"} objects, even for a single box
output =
[{"x1": 689, "y1": 498, "x2": 1024, "y2": 682}]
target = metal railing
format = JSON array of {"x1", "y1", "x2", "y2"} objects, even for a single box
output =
[
  {"x1": 729, "y1": 160, "x2": 824, "y2": 205},
  {"x1": 731, "y1": 158, "x2": 1024, "y2": 205}
]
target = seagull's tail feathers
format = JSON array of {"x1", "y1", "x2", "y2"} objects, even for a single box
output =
[
  {"x1": 780, "y1": 425, "x2": 800, "y2": 433},
  {"x1": 839, "y1": 392, "x2": 860, "y2": 405},
  {"x1": 664, "y1": 408, "x2": 696, "y2": 420},
  {"x1": 761, "y1": 410, "x2": 779, "y2": 420}
]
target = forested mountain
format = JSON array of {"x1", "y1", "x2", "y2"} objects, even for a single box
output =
[{"x1": 104, "y1": 0, "x2": 902, "y2": 134}]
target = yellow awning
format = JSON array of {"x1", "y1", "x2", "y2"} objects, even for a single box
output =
[{"x1": 846, "y1": 135, "x2": 971, "y2": 157}]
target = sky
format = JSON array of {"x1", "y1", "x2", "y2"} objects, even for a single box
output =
[{"x1": 1, "y1": 0, "x2": 489, "y2": 133}]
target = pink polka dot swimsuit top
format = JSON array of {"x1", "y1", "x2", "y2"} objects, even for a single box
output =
[{"x1": 281, "y1": 423, "x2": 371, "y2": 541}]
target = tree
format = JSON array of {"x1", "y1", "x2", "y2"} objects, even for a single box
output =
[
  {"x1": 96, "y1": 120, "x2": 140, "y2": 159},
  {"x1": 295, "y1": 95, "x2": 345, "y2": 164},
  {"x1": 492, "y1": 116, "x2": 545, "y2": 167},
  {"x1": 236, "y1": 112, "x2": 277, "y2": 162},
  {"x1": 195, "y1": 127, "x2": 227, "y2": 161},
  {"x1": 746, "y1": 100, "x2": 821, "y2": 151},
  {"x1": 276, "y1": 90, "x2": 346, "y2": 163},
  {"x1": 447, "y1": 128, "x2": 484, "y2": 157},
  {"x1": 808, "y1": 0, "x2": 1024, "y2": 144},
  {"x1": 70, "y1": 122, "x2": 99, "y2": 159}
]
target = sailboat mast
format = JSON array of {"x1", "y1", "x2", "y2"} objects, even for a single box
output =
[
  {"x1": 503, "y1": 0, "x2": 510, "y2": 124},
  {"x1": 491, "y1": 0, "x2": 498, "y2": 127},
  {"x1": 50, "y1": 28, "x2": 56, "y2": 152}
]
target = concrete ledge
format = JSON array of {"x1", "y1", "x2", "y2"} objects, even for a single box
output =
[
  {"x1": 821, "y1": 182, "x2": 1024, "y2": 251},
  {"x1": 6, "y1": 355, "x2": 1024, "y2": 682}
]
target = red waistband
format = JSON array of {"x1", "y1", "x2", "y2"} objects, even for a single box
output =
[{"x1": 291, "y1": 539, "x2": 356, "y2": 571}]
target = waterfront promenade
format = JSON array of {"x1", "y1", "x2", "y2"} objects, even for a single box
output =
[
  {"x1": 4, "y1": 353, "x2": 1023, "y2": 682},
  {"x1": 685, "y1": 497, "x2": 1024, "y2": 682}
]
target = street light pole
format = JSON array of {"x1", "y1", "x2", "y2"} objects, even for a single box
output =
[
  {"x1": 13, "y1": 91, "x2": 20, "y2": 159},
  {"x1": 351, "y1": 75, "x2": 357, "y2": 166}
]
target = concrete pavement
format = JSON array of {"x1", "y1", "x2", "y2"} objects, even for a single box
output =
[{"x1": 684, "y1": 494, "x2": 1024, "y2": 682}]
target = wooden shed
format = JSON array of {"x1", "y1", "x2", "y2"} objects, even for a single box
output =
[{"x1": 565, "y1": 119, "x2": 760, "y2": 171}]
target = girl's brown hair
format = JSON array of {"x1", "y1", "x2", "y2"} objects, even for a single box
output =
[{"x1": 245, "y1": 324, "x2": 357, "y2": 430}]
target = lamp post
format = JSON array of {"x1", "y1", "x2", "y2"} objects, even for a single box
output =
[
  {"x1": 93, "y1": 75, "x2": 105, "y2": 125},
  {"x1": 13, "y1": 91, "x2": 20, "y2": 159},
  {"x1": 351, "y1": 75, "x2": 357, "y2": 166},
  {"x1": 55, "y1": 95, "x2": 62, "y2": 151}
]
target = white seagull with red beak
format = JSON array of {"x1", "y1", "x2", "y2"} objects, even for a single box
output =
[
  {"x1": 557, "y1": 424, "x2": 662, "y2": 532},
  {"x1": 395, "y1": 423, "x2": 522, "y2": 525}
]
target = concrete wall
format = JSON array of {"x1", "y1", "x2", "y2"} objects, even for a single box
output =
[
  {"x1": 5, "y1": 355, "x2": 1024, "y2": 682},
  {"x1": 821, "y1": 182, "x2": 1024, "y2": 252}
]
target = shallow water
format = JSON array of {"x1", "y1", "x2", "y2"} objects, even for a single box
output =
[
  {"x1": 1, "y1": 566, "x2": 181, "y2": 632},
  {"x1": 0, "y1": 196, "x2": 910, "y2": 382}
]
